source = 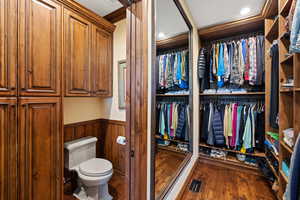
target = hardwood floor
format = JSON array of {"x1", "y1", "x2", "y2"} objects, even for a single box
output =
[
  {"x1": 179, "y1": 161, "x2": 277, "y2": 200},
  {"x1": 64, "y1": 171, "x2": 125, "y2": 200},
  {"x1": 155, "y1": 148, "x2": 187, "y2": 198}
]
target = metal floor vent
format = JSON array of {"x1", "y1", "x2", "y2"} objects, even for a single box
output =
[{"x1": 189, "y1": 179, "x2": 202, "y2": 193}]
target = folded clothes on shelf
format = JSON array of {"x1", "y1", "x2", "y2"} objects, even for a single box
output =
[
  {"x1": 164, "y1": 90, "x2": 189, "y2": 95},
  {"x1": 283, "y1": 128, "x2": 294, "y2": 148},
  {"x1": 202, "y1": 88, "x2": 249, "y2": 94}
]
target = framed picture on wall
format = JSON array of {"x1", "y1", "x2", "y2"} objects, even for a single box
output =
[{"x1": 118, "y1": 60, "x2": 126, "y2": 109}]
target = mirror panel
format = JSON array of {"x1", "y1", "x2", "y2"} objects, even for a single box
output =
[{"x1": 153, "y1": 0, "x2": 192, "y2": 199}]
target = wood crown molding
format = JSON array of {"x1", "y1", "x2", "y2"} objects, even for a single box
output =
[
  {"x1": 104, "y1": 7, "x2": 126, "y2": 24},
  {"x1": 156, "y1": 32, "x2": 188, "y2": 50},
  {"x1": 59, "y1": 0, "x2": 116, "y2": 33},
  {"x1": 198, "y1": 0, "x2": 275, "y2": 40}
]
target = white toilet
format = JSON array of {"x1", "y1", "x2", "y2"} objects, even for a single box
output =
[{"x1": 64, "y1": 136, "x2": 113, "y2": 200}]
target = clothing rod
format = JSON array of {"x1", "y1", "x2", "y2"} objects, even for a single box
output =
[
  {"x1": 206, "y1": 31, "x2": 264, "y2": 45},
  {"x1": 157, "y1": 47, "x2": 188, "y2": 56}
]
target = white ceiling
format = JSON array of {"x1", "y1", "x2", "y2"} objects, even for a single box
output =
[
  {"x1": 186, "y1": 0, "x2": 266, "y2": 29},
  {"x1": 156, "y1": 0, "x2": 189, "y2": 40},
  {"x1": 74, "y1": 0, "x2": 123, "y2": 16}
]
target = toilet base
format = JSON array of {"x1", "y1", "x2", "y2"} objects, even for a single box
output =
[{"x1": 85, "y1": 183, "x2": 113, "y2": 200}]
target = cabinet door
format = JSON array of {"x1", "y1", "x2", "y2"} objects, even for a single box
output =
[
  {"x1": 64, "y1": 9, "x2": 91, "y2": 96},
  {"x1": 0, "y1": 0, "x2": 17, "y2": 96},
  {"x1": 19, "y1": 0, "x2": 62, "y2": 96},
  {"x1": 19, "y1": 97, "x2": 62, "y2": 200},
  {"x1": 0, "y1": 98, "x2": 18, "y2": 200},
  {"x1": 92, "y1": 25, "x2": 113, "y2": 97}
]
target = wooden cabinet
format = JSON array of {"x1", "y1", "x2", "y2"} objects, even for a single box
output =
[
  {"x1": 0, "y1": 0, "x2": 18, "y2": 96},
  {"x1": 0, "y1": 98, "x2": 18, "y2": 200},
  {"x1": 19, "y1": 0, "x2": 62, "y2": 96},
  {"x1": 19, "y1": 97, "x2": 62, "y2": 200},
  {"x1": 64, "y1": 8, "x2": 113, "y2": 97},
  {"x1": 64, "y1": 9, "x2": 92, "y2": 96},
  {"x1": 92, "y1": 26, "x2": 113, "y2": 97}
]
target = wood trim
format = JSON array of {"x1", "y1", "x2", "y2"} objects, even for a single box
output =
[
  {"x1": 104, "y1": 7, "x2": 126, "y2": 23},
  {"x1": 198, "y1": 155, "x2": 262, "y2": 177},
  {"x1": 261, "y1": 0, "x2": 278, "y2": 18},
  {"x1": 156, "y1": 32, "x2": 188, "y2": 50},
  {"x1": 126, "y1": 1, "x2": 149, "y2": 199},
  {"x1": 198, "y1": 15, "x2": 264, "y2": 40},
  {"x1": 59, "y1": 0, "x2": 116, "y2": 33},
  {"x1": 175, "y1": 157, "x2": 198, "y2": 200}
]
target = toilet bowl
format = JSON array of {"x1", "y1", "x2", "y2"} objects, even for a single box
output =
[
  {"x1": 64, "y1": 137, "x2": 114, "y2": 200},
  {"x1": 76, "y1": 158, "x2": 113, "y2": 200}
]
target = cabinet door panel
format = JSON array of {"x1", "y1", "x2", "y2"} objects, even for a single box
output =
[
  {"x1": 92, "y1": 26, "x2": 112, "y2": 96},
  {"x1": 0, "y1": 98, "x2": 18, "y2": 199},
  {"x1": 19, "y1": 0, "x2": 62, "y2": 96},
  {"x1": 64, "y1": 9, "x2": 91, "y2": 96},
  {"x1": 19, "y1": 97, "x2": 61, "y2": 200},
  {"x1": 0, "y1": 0, "x2": 17, "y2": 96}
]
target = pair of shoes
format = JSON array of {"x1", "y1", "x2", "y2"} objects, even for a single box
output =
[{"x1": 210, "y1": 149, "x2": 227, "y2": 159}]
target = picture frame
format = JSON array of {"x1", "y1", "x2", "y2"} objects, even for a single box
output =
[{"x1": 118, "y1": 60, "x2": 127, "y2": 109}]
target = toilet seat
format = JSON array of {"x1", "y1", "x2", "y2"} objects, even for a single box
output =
[{"x1": 79, "y1": 158, "x2": 113, "y2": 177}]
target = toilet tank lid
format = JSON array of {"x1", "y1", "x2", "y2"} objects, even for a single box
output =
[{"x1": 64, "y1": 136, "x2": 98, "y2": 151}]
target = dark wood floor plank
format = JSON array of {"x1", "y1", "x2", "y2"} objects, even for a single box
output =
[{"x1": 179, "y1": 161, "x2": 276, "y2": 200}]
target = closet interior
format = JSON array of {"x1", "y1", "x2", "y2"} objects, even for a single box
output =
[{"x1": 195, "y1": 0, "x2": 300, "y2": 199}]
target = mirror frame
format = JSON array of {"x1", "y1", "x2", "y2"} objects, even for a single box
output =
[{"x1": 150, "y1": 0, "x2": 194, "y2": 199}]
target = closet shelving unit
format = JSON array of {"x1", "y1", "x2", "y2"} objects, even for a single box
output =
[
  {"x1": 265, "y1": 0, "x2": 300, "y2": 199},
  {"x1": 264, "y1": 0, "x2": 281, "y2": 198},
  {"x1": 198, "y1": 30, "x2": 267, "y2": 171}
]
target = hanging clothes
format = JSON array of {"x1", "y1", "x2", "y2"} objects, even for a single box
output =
[
  {"x1": 201, "y1": 101, "x2": 264, "y2": 151},
  {"x1": 157, "y1": 50, "x2": 189, "y2": 91},
  {"x1": 202, "y1": 34, "x2": 265, "y2": 88},
  {"x1": 290, "y1": 0, "x2": 300, "y2": 53},
  {"x1": 269, "y1": 42, "x2": 279, "y2": 129},
  {"x1": 157, "y1": 102, "x2": 189, "y2": 141}
]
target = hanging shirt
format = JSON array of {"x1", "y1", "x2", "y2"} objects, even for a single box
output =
[
  {"x1": 230, "y1": 41, "x2": 241, "y2": 85},
  {"x1": 249, "y1": 37, "x2": 257, "y2": 85},
  {"x1": 223, "y1": 43, "x2": 230, "y2": 83},
  {"x1": 217, "y1": 43, "x2": 225, "y2": 87},
  {"x1": 238, "y1": 40, "x2": 245, "y2": 85}
]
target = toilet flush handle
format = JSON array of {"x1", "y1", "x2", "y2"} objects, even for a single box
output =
[{"x1": 116, "y1": 136, "x2": 127, "y2": 145}]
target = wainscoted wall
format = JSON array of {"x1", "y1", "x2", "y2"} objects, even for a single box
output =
[{"x1": 64, "y1": 119, "x2": 126, "y2": 175}]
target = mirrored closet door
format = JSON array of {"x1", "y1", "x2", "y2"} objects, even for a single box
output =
[{"x1": 151, "y1": 0, "x2": 193, "y2": 199}]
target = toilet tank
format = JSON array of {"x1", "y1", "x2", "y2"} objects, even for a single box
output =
[{"x1": 64, "y1": 136, "x2": 98, "y2": 169}]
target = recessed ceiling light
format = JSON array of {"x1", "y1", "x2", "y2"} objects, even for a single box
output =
[
  {"x1": 158, "y1": 32, "x2": 165, "y2": 39},
  {"x1": 240, "y1": 7, "x2": 250, "y2": 15}
]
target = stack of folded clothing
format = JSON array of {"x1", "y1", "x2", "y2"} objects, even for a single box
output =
[
  {"x1": 283, "y1": 128, "x2": 294, "y2": 148},
  {"x1": 265, "y1": 132, "x2": 279, "y2": 156}
]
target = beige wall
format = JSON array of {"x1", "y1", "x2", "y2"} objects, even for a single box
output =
[
  {"x1": 63, "y1": 97, "x2": 104, "y2": 125},
  {"x1": 63, "y1": 19, "x2": 127, "y2": 124},
  {"x1": 99, "y1": 19, "x2": 126, "y2": 121}
]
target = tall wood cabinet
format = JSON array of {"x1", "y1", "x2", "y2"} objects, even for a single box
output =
[
  {"x1": 19, "y1": 97, "x2": 62, "y2": 200},
  {"x1": 0, "y1": 98, "x2": 18, "y2": 200},
  {"x1": 0, "y1": 0, "x2": 115, "y2": 198},
  {"x1": 0, "y1": 0, "x2": 18, "y2": 96},
  {"x1": 19, "y1": 0, "x2": 62, "y2": 96},
  {"x1": 64, "y1": 9, "x2": 113, "y2": 97}
]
